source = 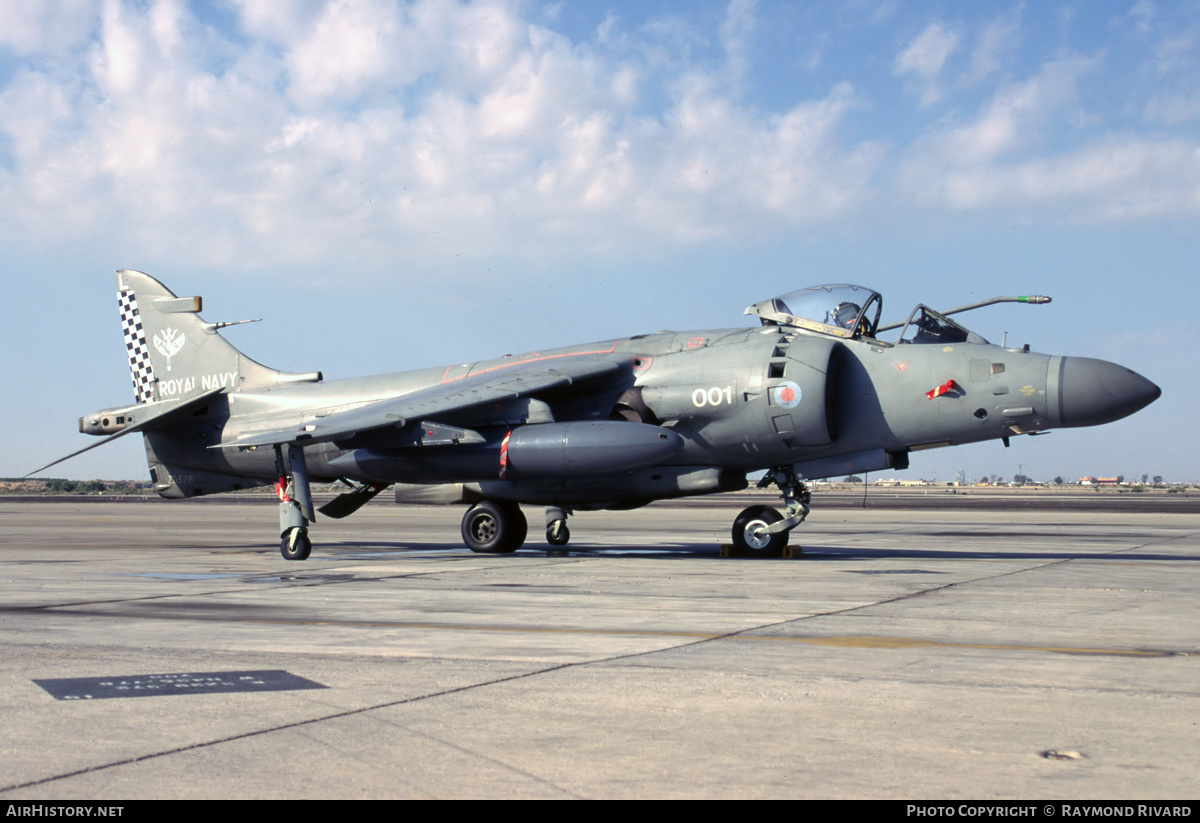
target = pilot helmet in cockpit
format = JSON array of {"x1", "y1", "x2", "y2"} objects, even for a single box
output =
[{"x1": 828, "y1": 302, "x2": 861, "y2": 330}]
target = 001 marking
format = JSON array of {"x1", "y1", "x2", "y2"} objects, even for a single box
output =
[{"x1": 692, "y1": 386, "x2": 734, "y2": 408}]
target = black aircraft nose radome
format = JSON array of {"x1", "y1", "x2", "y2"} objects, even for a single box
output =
[{"x1": 1057, "y1": 357, "x2": 1162, "y2": 428}]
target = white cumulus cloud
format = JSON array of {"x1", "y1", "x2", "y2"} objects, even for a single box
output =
[
  {"x1": 894, "y1": 21, "x2": 960, "y2": 106},
  {"x1": 0, "y1": 0, "x2": 1197, "y2": 282}
]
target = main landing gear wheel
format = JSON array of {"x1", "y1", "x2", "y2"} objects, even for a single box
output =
[
  {"x1": 546, "y1": 520, "x2": 571, "y2": 547},
  {"x1": 461, "y1": 502, "x2": 527, "y2": 554},
  {"x1": 731, "y1": 505, "x2": 788, "y2": 558},
  {"x1": 280, "y1": 527, "x2": 312, "y2": 561}
]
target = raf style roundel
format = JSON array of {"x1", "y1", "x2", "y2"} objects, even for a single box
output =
[{"x1": 772, "y1": 381, "x2": 802, "y2": 408}]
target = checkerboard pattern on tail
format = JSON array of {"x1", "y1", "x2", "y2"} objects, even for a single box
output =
[{"x1": 118, "y1": 289, "x2": 155, "y2": 404}]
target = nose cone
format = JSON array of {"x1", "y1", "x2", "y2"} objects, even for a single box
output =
[{"x1": 1057, "y1": 357, "x2": 1161, "y2": 428}]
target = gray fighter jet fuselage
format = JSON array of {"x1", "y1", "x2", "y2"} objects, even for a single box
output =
[{"x1": 46, "y1": 273, "x2": 1160, "y2": 560}]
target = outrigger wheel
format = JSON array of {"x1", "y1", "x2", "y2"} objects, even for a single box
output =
[
  {"x1": 461, "y1": 501, "x2": 527, "y2": 553},
  {"x1": 281, "y1": 526, "x2": 312, "y2": 561}
]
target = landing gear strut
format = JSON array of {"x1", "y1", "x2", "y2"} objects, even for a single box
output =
[
  {"x1": 461, "y1": 501, "x2": 527, "y2": 553},
  {"x1": 276, "y1": 444, "x2": 316, "y2": 561},
  {"x1": 730, "y1": 466, "x2": 810, "y2": 558}
]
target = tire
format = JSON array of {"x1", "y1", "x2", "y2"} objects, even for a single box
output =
[
  {"x1": 731, "y1": 505, "x2": 787, "y2": 558},
  {"x1": 461, "y1": 502, "x2": 526, "y2": 553},
  {"x1": 546, "y1": 521, "x2": 570, "y2": 547},
  {"x1": 500, "y1": 502, "x2": 527, "y2": 552},
  {"x1": 280, "y1": 527, "x2": 312, "y2": 561}
]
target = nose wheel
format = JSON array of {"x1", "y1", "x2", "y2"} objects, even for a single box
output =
[
  {"x1": 731, "y1": 506, "x2": 787, "y2": 558},
  {"x1": 728, "y1": 467, "x2": 810, "y2": 558}
]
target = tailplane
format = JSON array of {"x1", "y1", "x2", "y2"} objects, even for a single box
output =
[{"x1": 116, "y1": 270, "x2": 320, "y2": 404}]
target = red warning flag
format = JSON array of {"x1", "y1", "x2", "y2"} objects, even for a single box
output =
[
  {"x1": 926, "y1": 379, "x2": 958, "y2": 399},
  {"x1": 499, "y1": 430, "x2": 511, "y2": 478}
]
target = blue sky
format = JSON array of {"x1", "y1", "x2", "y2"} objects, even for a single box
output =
[{"x1": 2, "y1": 0, "x2": 1195, "y2": 484}]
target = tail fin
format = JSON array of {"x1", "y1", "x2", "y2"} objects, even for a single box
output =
[{"x1": 116, "y1": 270, "x2": 320, "y2": 404}]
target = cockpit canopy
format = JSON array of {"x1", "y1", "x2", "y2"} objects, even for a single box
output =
[
  {"x1": 745, "y1": 284, "x2": 882, "y2": 340},
  {"x1": 746, "y1": 284, "x2": 992, "y2": 345},
  {"x1": 895, "y1": 305, "x2": 989, "y2": 346}
]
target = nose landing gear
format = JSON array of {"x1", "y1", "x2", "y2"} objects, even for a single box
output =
[{"x1": 730, "y1": 466, "x2": 810, "y2": 558}]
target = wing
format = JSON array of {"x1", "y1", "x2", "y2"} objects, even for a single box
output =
[{"x1": 216, "y1": 356, "x2": 626, "y2": 450}]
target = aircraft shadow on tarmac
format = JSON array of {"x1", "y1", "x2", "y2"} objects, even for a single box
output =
[
  {"x1": 301, "y1": 539, "x2": 1200, "y2": 564},
  {"x1": 797, "y1": 546, "x2": 1200, "y2": 563},
  {"x1": 328, "y1": 540, "x2": 720, "y2": 560}
]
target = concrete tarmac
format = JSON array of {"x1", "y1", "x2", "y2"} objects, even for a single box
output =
[{"x1": 1, "y1": 496, "x2": 1198, "y2": 799}]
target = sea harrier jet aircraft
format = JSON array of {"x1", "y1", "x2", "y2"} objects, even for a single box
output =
[{"x1": 35, "y1": 271, "x2": 1160, "y2": 560}]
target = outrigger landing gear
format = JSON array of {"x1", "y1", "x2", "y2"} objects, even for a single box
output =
[
  {"x1": 730, "y1": 466, "x2": 811, "y2": 558},
  {"x1": 276, "y1": 444, "x2": 316, "y2": 561},
  {"x1": 545, "y1": 506, "x2": 571, "y2": 547},
  {"x1": 461, "y1": 501, "x2": 527, "y2": 553}
]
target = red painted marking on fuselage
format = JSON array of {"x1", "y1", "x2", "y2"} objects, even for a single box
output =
[{"x1": 499, "y1": 430, "x2": 511, "y2": 478}]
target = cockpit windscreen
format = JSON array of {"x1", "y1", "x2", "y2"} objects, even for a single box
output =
[{"x1": 745, "y1": 284, "x2": 882, "y2": 339}]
